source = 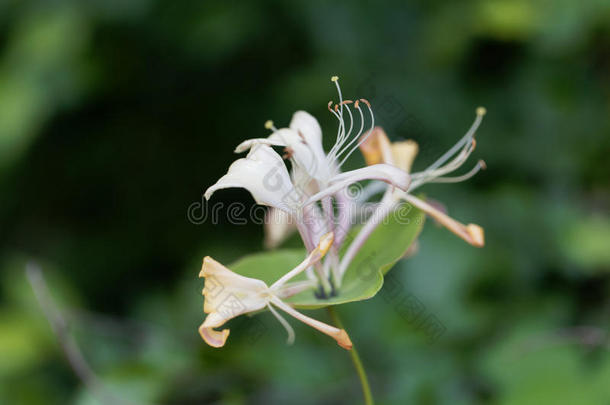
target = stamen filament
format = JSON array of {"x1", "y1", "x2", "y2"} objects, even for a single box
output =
[
  {"x1": 327, "y1": 106, "x2": 347, "y2": 163},
  {"x1": 270, "y1": 296, "x2": 352, "y2": 350},
  {"x1": 340, "y1": 102, "x2": 354, "y2": 147},
  {"x1": 428, "y1": 160, "x2": 486, "y2": 183},
  {"x1": 264, "y1": 120, "x2": 277, "y2": 132},
  {"x1": 271, "y1": 232, "x2": 334, "y2": 290},
  {"x1": 329, "y1": 100, "x2": 365, "y2": 165},
  {"x1": 267, "y1": 303, "x2": 295, "y2": 345},
  {"x1": 424, "y1": 107, "x2": 485, "y2": 173},
  {"x1": 337, "y1": 188, "x2": 395, "y2": 282},
  {"x1": 275, "y1": 280, "x2": 317, "y2": 299},
  {"x1": 337, "y1": 101, "x2": 375, "y2": 168},
  {"x1": 331, "y1": 75, "x2": 344, "y2": 118},
  {"x1": 409, "y1": 139, "x2": 476, "y2": 189}
]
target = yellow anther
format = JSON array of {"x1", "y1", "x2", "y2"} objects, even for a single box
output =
[
  {"x1": 331, "y1": 76, "x2": 339, "y2": 82},
  {"x1": 264, "y1": 120, "x2": 274, "y2": 130}
]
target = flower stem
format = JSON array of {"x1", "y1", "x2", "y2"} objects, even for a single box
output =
[{"x1": 327, "y1": 306, "x2": 374, "y2": 405}]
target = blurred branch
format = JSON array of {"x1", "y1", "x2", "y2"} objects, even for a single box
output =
[
  {"x1": 519, "y1": 325, "x2": 610, "y2": 355},
  {"x1": 65, "y1": 308, "x2": 149, "y2": 342},
  {"x1": 558, "y1": 326, "x2": 609, "y2": 348},
  {"x1": 25, "y1": 261, "x2": 149, "y2": 405}
]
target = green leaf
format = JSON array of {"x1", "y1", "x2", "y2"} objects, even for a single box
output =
[
  {"x1": 230, "y1": 202, "x2": 425, "y2": 308},
  {"x1": 231, "y1": 249, "x2": 306, "y2": 286}
]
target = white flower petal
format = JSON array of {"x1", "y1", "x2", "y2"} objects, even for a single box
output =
[
  {"x1": 205, "y1": 145, "x2": 299, "y2": 212},
  {"x1": 199, "y1": 257, "x2": 269, "y2": 348},
  {"x1": 198, "y1": 324, "x2": 230, "y2": 348},
  {"x1": 234, "y1": 125, "x2": 330, "y2": 182},
  {"x1": 269, "y1": 128, "x2": 330, "y2": 181},
  {"x1": 234, "y1": 138, "x2": 286, "y2": 153},
  {"x1": 199, "y1": 234, "x2": 336, "y2": 349},
  {"x1": 289, "y1": 110, "x2": 322, "y2": 146}
]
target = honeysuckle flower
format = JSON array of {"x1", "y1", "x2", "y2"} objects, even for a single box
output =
[
  {"x1": 203, "y1": 75, "x2": 487, "y2": 304},
  {"x1": 199, "y1": 232, "x2": 353, "y2": 350},
  {"x1": 211, "y1": 138, "x2": 409, "y2": 213},
  {"x1": 204, "y1": 78, "x2": 414, "y2": 294},
  {"x1": 336, "y1": 110, "x2": 487, "y2": 282},
  {"x1": 207, "y1": 77, "x2": 410, "y2": 217}
]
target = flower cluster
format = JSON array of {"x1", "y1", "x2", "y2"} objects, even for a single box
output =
[{"x1": 200, "y1": 76, "x2": 486, "y2": 349}]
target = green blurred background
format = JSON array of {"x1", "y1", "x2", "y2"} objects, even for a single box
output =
[{"x1": 1, "y1": 0, "x2": 609, "y2": 404}]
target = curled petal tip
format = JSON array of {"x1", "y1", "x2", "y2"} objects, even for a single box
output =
[
  {"x1": 199, "y1": 323, "x2": 230, "y2": 348},
  {"x1": 466, "y1": 224, "x2": 485, "y2": 247},
  {"x1": 203, "y1": 188, "x2": 213, "y2": 201}
]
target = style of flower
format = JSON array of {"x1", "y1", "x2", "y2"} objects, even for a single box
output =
[{"x1": 199, "y1": 232, "x2": 352, "y2": 350}]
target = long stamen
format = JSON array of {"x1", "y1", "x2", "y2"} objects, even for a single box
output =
[
  {"x1": 264, "y1": 120, "x2": 277, "y2": 132},
  {"x1": 331, "y1": 76, "x2": 343, "y2": 117},
  {"x1": 332, "y1": 76, "x2": 347, "y2": 154},
  {"x1": 338, "y1": 101, "x2": 354, "y2": 146},
  {"x1": 334, "y1": 100, "x2": 363, "y2": 158},
  {"x1": 275, "y1": 279, "x2": 317, "y2": 299},
  {"x1": 267, "y1": 303, "x2": 296, "y2": 344},
  {"x1": 327, "y1": 104, "x2": 346, "y2": 163},
  {"x1": 326, "y1": 101, "x2": 355, "y2": 167},
  {"x1": 326, "y1": 76, "x2": 352, "y2": 166},
  {"x1": 412, "y1": 142, "x2": 474, "y2": 180},
  {"x1": 429, "y1": 160, "x2": 486, "y2": 183},
  {"x1": 337, "y1": 186, "x2": 395, "y2": 282},
  {"x1": 333, "y1": 103, "x2": 345, "y2": 145},
  {"x1": 424, "y1": 107, "x2": 486, "y2": 172},
  {"x1": 270, "y1": 296, "x2": 352, "y2": 349},
  {"x1": 409, "y1": 139, "x2": 477, "y2": 189},
  {"x1": 330, "y1": 99, "x2": 365, "y2": 165},
  {"x1": 270, "y1": 232, "x2": 334, "y2": 289},
  {"x1": 337, "y1": 99, "x2": 375, "y2": 168}
]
